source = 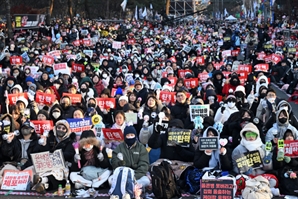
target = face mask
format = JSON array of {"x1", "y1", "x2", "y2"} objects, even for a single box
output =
[
  {"x1": 81, "y1": 88, "x2": 87, "y2": 93},
  {"x1": 13, "y1": 73, "x2": 19, "y2": 76},
  {"x1": 61, "y1": 103, "x2": 69, "y2": 109},
  {"x1": 125, "y1": 136, "x2": 136, "y2": 147},
  {"x1": 135, "y1": 74, "x2": 140, "y2": 78},
  {"x1": 21, "y1": 128, "x2": 32, "y2": 135},
  {"x1": 102, "y1": 74, "x2": 108, "y2": 78},
  {"x1": 147, "y1": 78, "x2": 152, "y2": 81},
  {"x1": 227, "y1": 102, "x2": 235, "y2": 108},
  {"x1": 7, "y1": 83, "x2": 14, "y2": 87},
  {"x1": 88, "y1": 103, "x2": 96, "y2": 108},
  {"x1": 52, "y1": 112, "x2": 61, "y2": 119},
  {"x1": 56, "y1": 130, "x2": 67, "y2": 137},
  {"x1": 279, "y1": 118, "x2": 287, "y2": 124},
  {"x1": 54, "y1": 84, "x2": 60, "y2": 89},
  {"x1": 268, "y1": 97, "x2": 275, "y2": 103},
  {"x1": 83, "y1": 145, "x2": 94, "y2": 151},
  {"x1": 242, "y1": 117, "x2": 251, "y2": 122},
  {"x1": 122, "y1": 69, "x2": 127, "y2": 73},
  {"x1": 260, "y1": 93, "x2": 266, "y2": 98},
  {"x1": 208, "y1": 96, "x2": 215, "y2": 101}
]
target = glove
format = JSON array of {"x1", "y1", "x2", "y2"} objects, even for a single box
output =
[
  {"x1": 117, "y1": 153, "x2": 123, "y2": 161},
  {"x1": 74, "y1": 154, "x2": 81, "y2": 163},
  {"x1": 38, "y1": 138, "x2": 46, "y2": 146},
  {"x1": 97, "y1": 152, "x2": 104, "y2": 161},
  {"x1": 284, "y1": 156, "x2": 291, "y2": 163},
  {"x1": 102, "y1": 109, "x2": 108, "y2": 114},
  {"x1": 221, "y1": 106, "x2": 226, "y2": 114}
]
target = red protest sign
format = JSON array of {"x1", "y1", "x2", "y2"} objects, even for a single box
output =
[
  {"x1": 198, "y1": 72, "x2": 210, "y2": 82},
  {"x1": 184, "y1": 78, "x2": 199, "y2": 89},
  {"x1": 82, "y1": 39, "x2": 91, "y2": 46},
  {"x1": 72, "y1": 40, "x2": 81, "y2": 46},
  {"x1": 72, "y1": 63, "x2": 85, "y2": 73},
  {"x1": 178, "y1": 69, "x2": 193, "y2": 78},
  {"x1": 257, "y1": 52, "x2": 266, "y2": 60},
  {"x1": 62, "y1": 93, "x2": 82, "y2": 104},
  {"x1": 285, "y1": 140, "x2": 298, "y2": 157},
  {"x1": 42, "y1": 55, "x2": 54, "y2": 66},
  {"x1": 127, "y1": 39, "x2": 136, "y2": 45},
  {"x1": 143, "y1": 38, "x2": 150, "y2": 44},
  {"x1": 213, "y1": 63, "x2": 222, "y2": 70},
  {"x1": 10, "y1": 56, "x2": 22, "y2": 65},
  {"x1": 271, "y1": 54, "x2": 282, "y2": 64},
  {"x1": 102, "y1": 128, "x2": 124, "y2": 141},
  {"x1": 196, "y1": 56, "x2": 205, "y2": 65},
  {"x1": 159, "y1": 91, "x2": 175, "y2": 104},
  {"x1": 168, "y1": 77, "x2": 177, "y2": 87},
  {"x1": 275, "y1": 40, "x2": 284, "y2": 47},
  {"x1": 237, "y1": 71, "x2": 248, "y2": 81},
  {"x1": 237, "y1": 64, "x2": 252, "y2": 73},
  {"x1": 31, "y1": 120, "x2": 54, "y2": 134},
  {"x1": 264, "y1": 55, "x2": 272, "y2": 63},
  {"x1": 96, "y1": 98, "x2": 116, "y2": 109},
  {"x1": 231, "y1": 49, "x2": 240, "y2": 57},
  {"x1": 7, "y1": 93, "x2": 28, "y2": 105},
  {"x1": 162, "y1": 72, "x2": 168, "y2": 78},
  {"x1": 254, "y1": 63, "x2": 269, "y2": 72},
  {"x1": 35, "y1": 92, "x2": 56, "y2": 105}
]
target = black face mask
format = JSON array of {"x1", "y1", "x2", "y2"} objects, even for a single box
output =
[
  {"x1": 242, "y1": 117, "x2": 251, "y2": 122},
  {"x1": 81, "y1": 88, "x2": 88, "y2": 93},
  {"x1": 260, "y1": 93, "x2": 266, "y2": 98},
  {"x1": 147, "y1": 78, "x2": 153, "y2": 82},
  {"x1": 279, "y1": 118, "x2": 287, "y2": 124},
  {"x1": 61, "y1": 103, "x2": 69, "y2": 109},
  {"x1": 56, "y1": 130, "x2": 67, "y2": 137},
  {"x1": 88, "y1": 103, "x2": 96, "y2": 108},
  {"x1": 230, "y1": 78, "x2": 240, "y2": 86},
  {"x1": 235, "y1": 92, "x2": 244, "y2": 98}
]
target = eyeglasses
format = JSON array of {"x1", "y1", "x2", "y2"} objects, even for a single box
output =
[{"x1": 245, "y1": 132, "x2": 257, "y2": 138}]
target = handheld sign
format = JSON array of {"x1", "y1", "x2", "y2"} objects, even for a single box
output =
[
  {"x1": 102, "y1": 128, "x2": 124, "y2": 141},
  {"x1": 67, "y1": 118, "x2": 93, "y2": 139},
  {"x1": 31, "y1": 149, "x2": 65, "y2": 173},
  {"x1": 7, "y1": 93, "x2": 28, "y2": 105},
  {"x1": 189, "y1": 105, "x2": 210, "y2": 121},
  {"x1": 200, "y1": 179, "x2": 234, "y2": 199},
  {"x1": 96, "y1": 98, "x2": 116, "y2": 109},
  {"x1": 125, "y1": 112, "x2": 138, "y2": 124},
  {"x1": 1, "y1": 170, "x2": 32, "y2": 191},
  {"x1": 167, "y1": 128, "x2": 191, "y2": 148},
  {"x1": 284, "y1": 140, "x2": 298, "y2": 157},
  {"x1": 35, "y1": 92, "x2": 56, "y2": 105},
  {"x1": 199, "y1": 137, "x2": 219, "y2": 150},
  {"x1": 235, "y1": 150, "x2": 263, "y2": 173},
  {"x1": 62, "y1": 93, "x2": 82, "y2": 104},
  {"x1": 31, "y1": 120, "x2": 54, "y2": 135}
]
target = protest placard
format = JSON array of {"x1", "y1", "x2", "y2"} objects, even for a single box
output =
[
  {"x1": 72, "y1": 63, "x2": 85, "y2": 73},
  {"x1": 21, "y1": 52, "x2": 30, "y2": 63},
  {"x1": 284, "y1": 140, "x2": 298, "y2": 157},
  {"x1": 31, "y1": 120, "x2": 54, "y2": 135},
  {"x1": 82, "y1": 38, "x2": 91, "y2": 46},
  {"x1": 254, "y1": 63, "x2": 269, "y2": 72},
  {"x1": 96, "y1": 98, "x2": 116, "y2": 109},
  {"x1": 62, "y1": 93, "x2": 82, "y2": 104},
  {"x1": 189, "y1": 105, "x2": 210, "y2": 121},
  {"x1": 48, "y1": 50, "x2": 61, "y2": 59},
  {"x1": 235, "y1": 150, "x2": 263, "y2": 173},
  {"x1": 67, "y1": 117, "x2": 93, "y2": 135},
  {"x1": 198, "y1": 72, "x2": 210, "y2": 82},
  {"x1": 178, "y1": 69, "x2": 193, "y2": 78},
  {"x1": 159, "y1": 91, "x2": 175, "y2": 104},
  {"x1": 53, "y1": 63, "x2": 71, "y2": 75},
  {"x1": 112, "y1": 41, "x2": 122, "y2": 49},
  {"x1": 83, "y1": 50, "x2": 93, "y2": 58},
  {"x1": 200, "y1": 179, "x2": 234, "y2": 199},
  {"x1": 35, "y1": 92, "x2": 56, "y2": 105},
  {"x1": 196, "y1": 56, "x2": 205, "y2": 65},
  {"x1": 182, "y1": 45, "x2": 191, "y2": 53},
  {"x1": 222, "y1": 50, "x2": 231, "y2": 58},
  {"x1": 102, "y1": 128, "x2": 124, "y2": 141},
  {"x1": 1, "y1": 170, "x2": 32, "y2": 191},
  {"x1": 7, "y1": 93, "x2": 28, "y2": 105},
  {"x1": 184, "y1": 78, "x2": 199, "y2": 89},
  {"x1": 10, "y1": 56, "x2": 22, "y2": 65},
  {"x1": 199, "y1": 137, "x2": 219, "y2": 150},
  {"x1": 42, "y1": 55, "x2": 54, "y2": 66},
  {"x1": 167, "y1": 128, "x2": 191, "y2": 147},
  {"x1": 125, "y1": 113, "x2": 138, "y2": 124},
  {"x1": 237, "y1": 64, "x2": 252, "y2": 73},
  {"x1": 31, "y1": 149, "x2": 65, "y2": 173}
]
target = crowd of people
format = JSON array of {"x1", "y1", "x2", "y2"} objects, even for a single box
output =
[{"x1": 0, "y1": 14, "x2": 297, "y2": 197}]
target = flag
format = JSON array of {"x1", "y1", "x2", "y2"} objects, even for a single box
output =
[
  {"x1": 150, "y1": 4, "x2": 153, "y2": 10},
  {"x1": 120, "y1": 0, "x2": 127, "y2": 11},
  {"x1": 224, "y1": 8, "x2": 228, "y2": 17},
  {"x1": 142, "y1": 7, "x2": 147, "y2": 17},
  {"x1": 134, "y1": 6, "x2": 138, "y2": 20}
]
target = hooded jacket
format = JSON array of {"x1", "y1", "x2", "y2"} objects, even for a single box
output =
[
  {"x1": 214, "y1": 101, "x2": 239, "y2": 124},
  {"x1": 232, "y1": 123, "x2": 266, "y2": 175},
  {"x1": 80, "y1": 77, "x2": 98, "y2": 97},
  {"x1": 194, "y1": 127, "x2": 232, "y2": 171},
  {"x1": 266, "y1": 108, "x2": 298, "y2": 142},
  {"x1": 49, "y1": 103, "x2": 65, "y2": 123}
]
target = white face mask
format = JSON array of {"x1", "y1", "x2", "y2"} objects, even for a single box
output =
[
  {"x1": 282, "y1": 106, "x2": 289, "y2": 111},
  {"x1": 135, "y1": 74, "x2": 140, "y2": 78},
  {"x1": 52, "y1": 112, "x2": 61, "y2": 119},
  {"x1": 227, "y1": 102, "x2": 235, "y2": 108},
  {"x1": 83, "y1": 145, "x2": 93, "y2": 151},
  {"x1": 102, "y1": 74, "x2": 108, "y2": 78},
  {"x1": 268, "y1": 97, "x2": 276, "y2": 104}
]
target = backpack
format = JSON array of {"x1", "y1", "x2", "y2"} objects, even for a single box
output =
[
  {"x1": 150, "y1": 161, "x2": 181, "y2": 199},
  {"x1": 235, "y1": 174, "x2": 250, "y2": 196},
  {"x1": 185, "y1": 168, "x2": 204, "y2": 194},
  {"x1": 109, "y1": 167, "x2": 135, "y2": 199},
  {"x1": 242, "y1": 176, "x2": 273, "y2": 199}
]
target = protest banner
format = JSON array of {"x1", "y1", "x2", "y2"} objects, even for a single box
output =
[
  {"x1": 237, "y1": 64, "x2": 252, "y2": 73},
  {"x1": 167, "y1": 128, "x2": 191, "y2": 147},
  {"x1": 257, "y1": 52, "x2": 266, "y2": 60},
  {"x1": 168, "y1": 77, "x2": 177, "y2": 87},
  {"x1": 1, "y1": 170, "x2": 32, "y2": 191},
  {"x1": 53, "y1": 63, "x2": 71, "y2": 75},
  {"x1": 264, "y1": 55, "x2": 272, "y2": 63},
  {"x1": 83, "y1": 50, "x2": 93, "y2": 58},
  {"x1": 198, "y1": 72, "x2": 210, "y2": 82},
  {"x1": 213, "y1": 63, "x2": 222, "y2": 70},
  {"x1": 125, "y1": 112, "x2": 138, "y2": 124},
  {"x1": 159, "y1": 91, "x2": 175, "y2": 104},
  {"x1": 178, "y1": 69, "x2": 193, "y2": 78},
  {"x1": 199, "y1": 137, "x2": 219, "y2": 150},
  {"x1": 189, "y1": 105, "x2": 210, "y2": 121},
  {"x1": 14, "y1": 14, "x2": 45, "y2": 29},
  {"x1": 96, "y1": 98, "x2": 116, "y2": 110},
  {"x1": 67, "y1": 118, "x2": 93, "y2": 135},
  {"x1": 82, "y1": 38, "x2": 91, "y2": 46},
  {"x1": 271, "y1": 54, "x2": 282, "y2": 65},
  {"x1": 102, "y1": 128, "x2": 124, "y2": 141},
  {"x1": 112, "y1": 41, "x2": 122, "y2": 49},
  {"x1": 72, "y1": 63, "x2": 85, "y2": 73},
  {"x1": 47, "y1": 50, "x2": 61, "y2": 59},
  {"x1": 10, "y1": 56, "x2": 22, "y2": 65},
  {"x1": 231, "y1": 49, "x2": 240, "y2": 57},
  {"x1": 21, "y1": 52, "x2": 30, "y2": 63},
  {"x1": 31, "y1": 120, "x2": 54, "y2": 135},
  {"x1": 222, "y1": 50, "x2": 232, "y2": 58},
  {"x1": 235, "y1": 150, "x2": 263, "y2": 173},
  {"x1": 31, "y1": 149, "x2": 65, "y2": 173},
  {"x1": 182, "y1": 45, "x2": 191, "y2": 53},
  {"x1": 196, "y1": 56, "x2": 205, "y2": 65},
  {"x1": 200, "y1": 179, "x2": 234, "y2": 199},
  {"x1": 35, "y1": 92, "x2": 56, "y2": 105},
  {"x1": 254, "y1": 63, "x2": 269, "y2": 72},
  {"x1": 72, "y1": 40, "x2": 81, "y2": 46},
  {"x1": 66, "y1": 54, "x2": 77, "y2": 61},
  {"x1": 42, "y1": 55, "x2": 54, "y2": 66},
  {"x1": 7, "y1": 93, "x2": 28, "y2": 105},
  {"x1": 62, "y1": 93, "x2": 82, "y2": 104},
  {"x1": 284, "y1": 140, "x2": 298, "y2": 157},
  {"x1": 184, "y1": 78, "x2": 199, "y2": 89}
]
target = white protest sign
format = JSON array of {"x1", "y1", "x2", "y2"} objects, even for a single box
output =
[
  {"x1": 189, "y1": 105, "x2": 210, "y2": 121},
  {"x1": 31, "y1": 149, "x2": 65, "y2": 173},
  {"x1": 125, "y1": 113, "x2": 138, "y2": 124},
  {"x1": 83, "y1": 50, "x2": 93, "y2": 58},
  {"x1": 222, "y1": 50, "x2": 232, "y2": 58},
  {"x1": 182, "y1": 45, "x2": 192, "y2": 53},
  {"x1": 112, "y1": 41, "x2": 122, "y2": 49},
  {"x1": 1, "y1": 170, "x2": 31, "y2": 190},
  {"x1": 53, "y1": 62, "x2": 71, "y2": 75},
  {"x1": 48, "y1": 50, "x2": 61, "y2": 59}
]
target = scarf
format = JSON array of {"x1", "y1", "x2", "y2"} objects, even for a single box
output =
[
  {"x1": 112, "y1": 122, "x2": 126, "y2": 133},
  {"x1": 83, "y1": 149, "x2": 95, "y2": 167},
  {"x1": 240, "y1": 137, "x2": 264, "y2": 157}
]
